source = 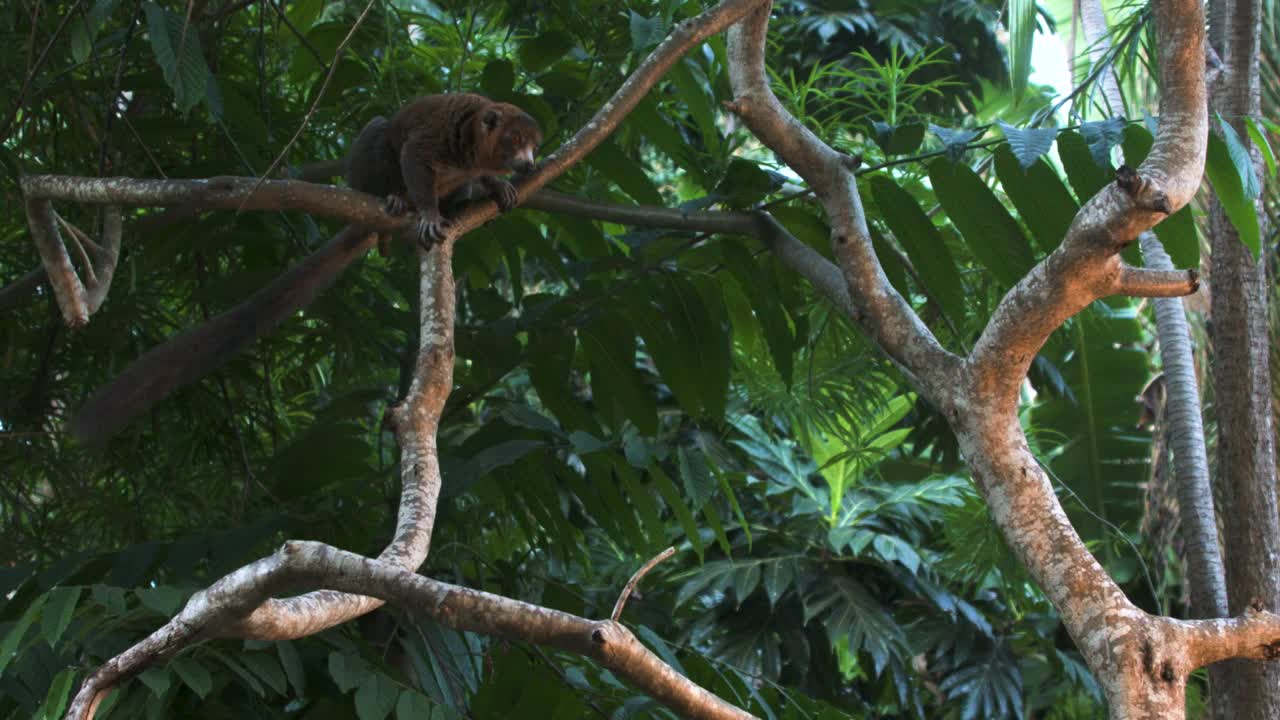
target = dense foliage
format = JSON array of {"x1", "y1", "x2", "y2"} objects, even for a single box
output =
[{"x1": 3, "y1": 0, "x2": 1270, "y2": 717}]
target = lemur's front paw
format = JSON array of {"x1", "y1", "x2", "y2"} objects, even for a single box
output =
[
  {"x1": 492, "y1": 179, "x2": 519, "y2": 213},
  {"x1": 415, "y1": 213, "x2": 453, "y2": 251},
  {"x1": 384, "y1": 194, "x2": 412, "y2": 216}
]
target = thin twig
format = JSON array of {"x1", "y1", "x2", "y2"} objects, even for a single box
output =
[
  {"x1": 611, "y1": 547, "x2": 676, "y2": 622},
  {"x1": 239, "y1": 0, "x2": 376, "y2": 210}
]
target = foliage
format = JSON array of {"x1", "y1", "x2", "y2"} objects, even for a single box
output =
[{"x1": 2, "y1": 0, "x2": 1236, "y2": 718}]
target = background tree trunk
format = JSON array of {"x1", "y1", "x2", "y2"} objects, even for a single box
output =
[{"x1": 1208, "y1": 0, "x2": 1280, "y2": 714}]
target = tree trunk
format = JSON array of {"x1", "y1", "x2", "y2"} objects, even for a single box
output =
[{"x1": 1208, "y1": 0, "x2": 1280, "y2": 715}]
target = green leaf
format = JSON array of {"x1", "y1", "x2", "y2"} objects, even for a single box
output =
[
  {"x1": 732, "y1": 562, "x2": 762, "y2": 606},
  {"x1": 713, "y1": 158, "x2": 782, "y2": 208},
  {"x1": 137, "y1": 586, "x2": 184, "y2": 616},
  {"x1": 1079, "y1": 118, "x2": 1127, "y2": 168},
  {"x1": 581, "y1": 314, "x2": 658, "y2": 435},
  {"x1": 41, "y1": 586, "x2": 80, "y2": 646},
  {"x1": 1057, "y1": 130, "x2": 1111, "y2": 202},
  {"x1": 929, "y1": 159, "x2": 1035, "y2": 286},
  {"x1": 929, "y1": 124, "x2": 981, "y2": 162},
  {"x1": 527, "y1": 326, "x2": 596, "y2": 433},
  {"x1": 629, "y1": 11, "x2": 666, "y2": 50},
  {"x1": 139, "y1": 667, "x2": 172, "y2": 697},
  {"x1": 669, "y1": 59, "x2": 723, "y2": 156},
  {"x1": 480, "y1": 60, "x2": 515, "y2": 96},
  {"x1": 143, "y1": 2, "x2": 213, "y2": 115},
  {"x1": 629, "y1": 291, "x2": 707, "y2": 419},
  {"x1": 671, "y1": 276, "x2": 731, "y2": 421},
  {"x1": 173, "y1": 655, "x2": 212, "y2": 698},
  {"x1": 869, "y1": 175, "x2": 966, "y2": 325},
  {"x1": 0, "y1": 593, "x2": 46, "y2": 675},
  {"x1": 329, "y1": 652, "x2": 371, "y2": 694},
  {"x1": 651, "y1": 463, "x2": 704, "y2": 562},
  {"x1": 997, "y1": 121, "x2": 1056, "y2": 168},
  {"x1": 1006, "y1": 0, "x2": 1036, "y2": 100},
  {"x1": 1206, "y1": 132, "x2": 1262, "y2": 258},
  {"x1": 1033, "y1": 302, "x2": 1151, "y2": 541},
  {"x1": 988, "y1": 143, "x2": 1080, "y2": 252},
  {"x1": 275, "y1": 641, "x2": 305, "y2": 698},
  {"x1": 92, "y1": 584, "x2": 127, "y2": 615},
  {"x1": 1217, "y1": 113, "x2": 1262, "y2": 199},
  {"x1": 582, "y1": 455, "x2": 649, "y2": 553},
  {"x1": 34, "y1": 668, "x2": 76, "y2": 720},
  {"x1": 396, "y1": 689, "x2": 436, "y2": 719},
  {"x1": 702, "y1": 501, "x2": 732, "y2": 556},
  {"x1": 518, "y1": 30, "x2": 575, "y2": 72},
  {"x1": 678, "y1": 446, "x2": 716, "y2": 510},
  {"x1": 872, "y1": 121, "x2": 926, "y2": 156},
  {"x1": 615, "y1": 458, "x2": 666, "y2": 554},
  {"x1": 721, "y1": 242, "x2": 794, "y2": 386},
  {"x1": 285, "y1": 0, "x2": 325, "y2": 33},
  {"x1": 762, "y1": 559, "x2": 794, "y2": 608},
  {"x1": 1121, "y1": 125, "x2": 1199, "y2": 268},
  {"x1": 242, "y1": 651, "x2": 287, "y2": 695},
  {"x1": 585, "y1": 141, "x2": 663, "y2": 206},
  {"x1": 355, "y1": 673, "x2": 399, "y2": 720},
  {"x1": 1245, "y1": 116, "x2": 1276, "y2": 179},
  {"x1": 868, "y1": 225, "x2": 912, "y2": 298},
  {"x1": 630, "y1": 100, "x2": 707, "y2": 186}
]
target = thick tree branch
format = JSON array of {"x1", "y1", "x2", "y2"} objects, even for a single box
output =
[
  {"x1": 968, "y1": 0, "x2": 1207, "y2": 403},
  {"x1": 1184, "y1": 609, "x2": 1280, "y2": 667},
  {"x1": 3, "y1": 161, "x2": 348, "y2": 314},
  {"x1": 724, "y1": 1, "x2": 960, "y2": 405},
  {"x1": 61, "y1": 0, "x2": 771, "y2": 716},
  {"x1": 68, "y1": 542, "x2": 754, "y2": 720}
]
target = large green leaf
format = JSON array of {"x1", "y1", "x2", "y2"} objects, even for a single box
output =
[
  {"x1": 929, "y1": 159, "x2": 1035, "y2": 286},
  {"x1": 1032, "y1": 301, "x2": 1150, "y2": 544},
  {"x1": 669, "y1": 58, "x2": 723, "y2": 157},
  {"x1": 527, "y1": 325, "x2": 597, "y2": 433},
  {"x1": 580, "y1": 314, "x2": 658, "y2": 435},
  {"x1": 870, "y1": 175, "x2": 966, "y2": 325},
  {"x1": 584, "y1": 141, "x2": 664, "y2": 206},
  {"x1": 1056, "y1": 130, "x2": 1111, "y2": 203},
  {"x1": 144, "y1": 2, "x2": 218, "y2": 116},
  {"x1": 721, "y1": 242, "x2": 794, "y2": 386},
  {"x1": 1006, "y1": 0, "x2": 1037, "y2": 100},
  {"x1": 993, "y1": 146, "x2": 1079, "y2": 254},
  {"x1": 1206, "y1": 132, "x2": 1262, "y2": 258}
]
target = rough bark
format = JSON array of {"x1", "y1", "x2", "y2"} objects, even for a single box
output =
[
  {"x1": 1207, "y1": 0, "x2": 1280, "y2": 713},
  {"x1": 1076, "y1": 2, "x2": 1232, "y2": 714}
]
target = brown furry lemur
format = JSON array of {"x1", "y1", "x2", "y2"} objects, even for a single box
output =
[{"x1": 70, "y1": 94, "x2": 542, "y2": 444}]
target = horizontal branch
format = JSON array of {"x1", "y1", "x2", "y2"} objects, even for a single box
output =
[
  {"x1": 1184, "y1": 609, "x2": 1280, "y2": 667},
  {"x1": 21, "y1": 174, "x2": 406, "y2": 232},
  {"x1": 67, "y1": 542, "x2": 754, "y2": 720},
  {"x1": 1114, "y1": 264, "x2": 1200, "y2": 297}
]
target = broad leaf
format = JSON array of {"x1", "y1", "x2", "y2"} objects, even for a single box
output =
[
  {"x1": 929, "y1": 159, "x2": 1035, "y2": 286},
  {"x1": 992, "y1": 146, "x2": 1079, "y2": 253},
  {"x1": 1205, "y1": 132, "x2": 1262, "y2": 258},
  {"x1": 997, "y1": 121, "x2": 1057, "y2": 168},
  {"x1": 870, "y1": 176, "x2": 966, "y2": 326}
]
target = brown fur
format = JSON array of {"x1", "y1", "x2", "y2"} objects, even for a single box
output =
[
  {"x1": 71, "y1": 96, "x2": 540, "y2": 444},
  {"x1": 345, "y1": 93, "x2": 542, "y2": 248},
  {"x1": 71, "y1": 228, "x2": 378, "y2": 445}
]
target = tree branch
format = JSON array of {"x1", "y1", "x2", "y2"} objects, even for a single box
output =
[
  {"x1": 724, "y1": 1, "x2": 961, "y2": 405},
  {"x1": 68, "y1": 542, "x2": 755, "y2": 720},
  {"x1": 60, "y1": 0, "x2": 771, "y2": 716}
]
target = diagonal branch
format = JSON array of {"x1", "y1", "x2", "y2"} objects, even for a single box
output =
[{"x1": 723, "y1": 1, "x2": 961, "y2": 405}]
